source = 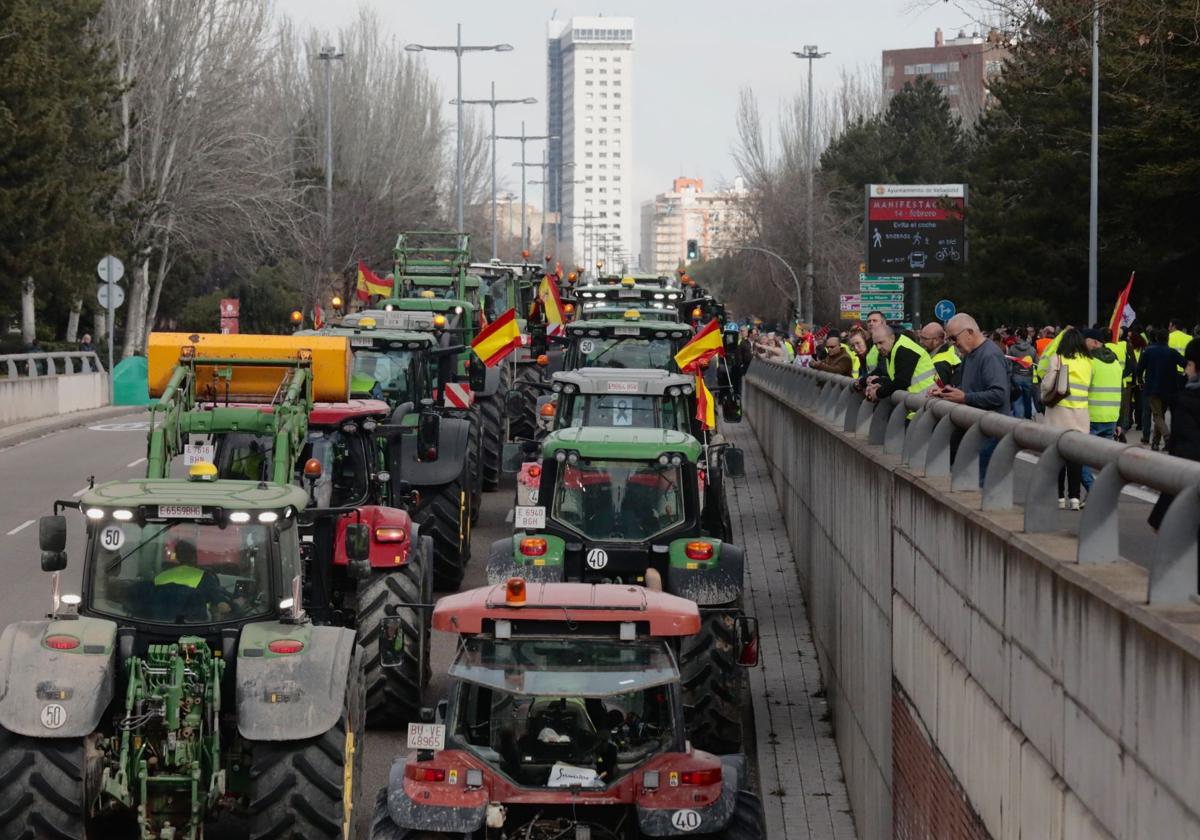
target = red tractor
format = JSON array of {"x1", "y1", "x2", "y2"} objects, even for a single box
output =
[{"x1": 368, "y1": 578, "x2": 763, "y2": 839}]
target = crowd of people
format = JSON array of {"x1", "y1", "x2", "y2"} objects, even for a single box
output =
[{"x1": 735, "y1": 313, "x2": 1200, "y2": 512}]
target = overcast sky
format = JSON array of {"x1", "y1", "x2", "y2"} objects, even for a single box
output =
[{"x1": 281, "y1": 0, "x2": 983, "y2": 230}]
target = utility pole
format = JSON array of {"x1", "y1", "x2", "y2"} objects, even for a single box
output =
[
  {"x1": 453, "y1": 82, "x2": 536, "y2": 259},
  {"x1": 499, "y1": 123, "x2": 556, "y2": 255},
  {"x1": 1088, "y1": 3, "x2": 1100, "y2": 326},
  {"x1": 317, "y1": 45, "x2": 344, "y2": 277},
  {"x1": 793, "y1": 45, "x2": 829, "y2": 325},
  {"x1": 406, "y1": 25, "x2": 513, "y2": 231},
  {"x1": 526, "y1": 151, "x2": 578, "y2": 257}
]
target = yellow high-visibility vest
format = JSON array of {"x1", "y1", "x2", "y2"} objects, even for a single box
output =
[
  {"x1": 886, "y1": 334, "x2": 936, "y2": 419},
  {"x1": 155, "y1": 564, "x2": 204, "y2": 589},
  {"x1": 1088, "y1": 353, "x2": 1122, "y2": 423},
  {"x1": 1059, "y1": 355, "x2": 1092, "y2": 412},
  {"x1": 1169, "y1": 329, "x2": 1191, "y2": 373}
]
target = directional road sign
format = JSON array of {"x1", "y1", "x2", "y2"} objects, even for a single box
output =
[
  {"x1": 934, "y1": 299, "x2": 956, "y2": 322},
  {"x1": 97, "y1": 283, "x2": 125, "y2": 309},
  {"x1": 97, "y1": 256, "x2": 125, "y2": 284}
]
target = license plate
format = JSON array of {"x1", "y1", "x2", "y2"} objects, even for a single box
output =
[
  {"x1": 407, "y1": 722, "x2": 446, "y2": 751},
  {"x1": 606, "y1": 381, "x2": 639, "y2": 394},
  {"x1": 158, "y1": 505, "x2": 203, "y2": 519},
  {"x1": 514, "y1": 505, "x2": 546, "y2": 530},
  {"x1": 619, "y1": 289, "x2": 640, "y2": 298},
  {"x1": 613, "y1": 327, "x2": 641, "y2": 337},
  {"x1": 182, "y1": 444, "x2": 214, "y2": 466},
  {"x1": 350, "y1": 337, "x2": 374, "y2": 348},
  {"x1": 382, "y1": 312, "x2": 405, "y2": 328}
]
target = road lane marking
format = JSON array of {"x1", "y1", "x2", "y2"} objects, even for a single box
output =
[
  {"x1": 6, "y1": 520, "x2": 34, "y2": 536},
  {"x1": 127, "y1": 457, "x2": 146, "y2": 468},
  {"x1": 72, "y1": 486, "x2": 91, "y2": 498}
]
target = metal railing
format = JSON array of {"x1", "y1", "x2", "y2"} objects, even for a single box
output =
[
  {"x1": 0, "y1": 352, "x2": 105, "y2": 378},
  {"x1": 747, "y1": 361, "x2": 1200, "y2": 605}
]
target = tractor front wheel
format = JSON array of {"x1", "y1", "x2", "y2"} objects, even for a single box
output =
[{"x1": 248, "y1": 645, "x2": 366, "y2": 840}]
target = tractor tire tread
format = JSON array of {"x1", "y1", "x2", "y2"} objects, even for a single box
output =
[
  {"x1": 679, "y1": 611, "x2": 745, "y2": 754},
  {"x1": 0, "y1": 728, "x2": 85, "y2": 840},
  {"x1": 357, "y1": 553, "x2": 429, "y2": 727}
]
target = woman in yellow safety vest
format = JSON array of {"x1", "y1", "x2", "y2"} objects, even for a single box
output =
[{"x1": 1043, "y1": 327, "x2": 1092, "y2": 510}]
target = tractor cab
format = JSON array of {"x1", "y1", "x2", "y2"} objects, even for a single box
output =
[
  {"x1": 561, "y1": 317, "x2": 693, "y2": 372},
  {"x1": 576, "y1": 277, "x2": 684, "y2": 323},
  {"x1": 300, "y1": 319, "x2": 437, "y2": 406},
  {"x1": 368, "y1": 580, "x2": 764, "y2": 839}
]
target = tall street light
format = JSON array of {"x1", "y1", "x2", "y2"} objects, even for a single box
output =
[
  {"x1": 733, "y1": 245, "x2": 803, "y2": 323},
  {"x1": 526, "y1": 153, "x2": 577, "y2": 257},
  {"x1": 317, "y1": 45, "x2": 344, "y2": 278},
  {"x1": 498, "y1": 122, "x2": 556, "y2": 255},
  {"x1": 453, "y1": 82, "x2": 536, "y2": 259},
  {"x1": 406, "y1": 24, "x2": 513, "y2": 232},
  {"x1": 1088, "y1": 2, "x2": 1100, "y2": 326},
  {"x1": 793, "y1": 45, "x2": 829, "y2": 325}
]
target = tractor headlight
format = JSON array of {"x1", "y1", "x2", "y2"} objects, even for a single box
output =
[
  {"x1": 670, "y1": 454, "x2": 683, "y2": 466},
  {"x1": 567, "y1": 452, "x2": 579, "y2": 465},
  {"x1": 555, "y1": 451, "x2": 567, "y2": 463},
  {"x1": 552, "y1": 382, "x2": 564, "y2": 393},
  {"x1": 667, "y1": 387, "x2": 681, "y2": 397},
  {"x1": 658, "y1": 455, "x2": 669, "y2": 466},
  {"x1": 85, "y1": 508, "x2": 105, "y2": 521}
]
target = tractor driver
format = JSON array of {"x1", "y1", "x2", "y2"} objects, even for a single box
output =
[{"x1": 152, "y1": 540, "x2": 234, "y2": 623}]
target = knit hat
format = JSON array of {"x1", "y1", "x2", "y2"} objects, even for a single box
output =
[{"x1": 1081, "y1": 328, "x2": 1106, "y2": 343}]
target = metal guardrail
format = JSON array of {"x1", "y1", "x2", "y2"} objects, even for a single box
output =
[
  {"x1": 748, "y1": 361, "x2": 1200, "y2": 605},
  {"x1": 0, "y1": 352, "x2": 105, "y2": 378}
]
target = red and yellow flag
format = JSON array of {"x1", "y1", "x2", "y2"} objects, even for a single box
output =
[
  {"x1": 1108, "y1": 271, "x2": 1135, "y2": 343},
  {"x1": 695, "y1": 373, "x2": 716, "y2": 430},
  {"x1": 673, "y1": 318, "x2": 725, "y2": 373},
  {"x1": 356, "y1": 261, "x2": 393, "y2": 301},
  {"x1": 538, "y1": 274, "x2": 566, "y2": 336},
  {"x1": 471, "y1": 307, "x2": 522, "y2": 367}
]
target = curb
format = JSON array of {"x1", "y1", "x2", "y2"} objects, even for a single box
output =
[{"x1": 0, "y1": 405, "x2": 148, "y2": 451}]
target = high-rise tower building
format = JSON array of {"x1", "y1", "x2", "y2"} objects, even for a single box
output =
[{"x1": 546, "y1": 17, "x2": 634, "y2": 271}]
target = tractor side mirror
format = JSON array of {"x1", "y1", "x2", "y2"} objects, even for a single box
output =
[
  {"x1": 721, "y1": 397, "x2": 743, "y2": 424},
  {"x1": 723, "y1": 447, "x2": 745, "y2": 478},
  {"x1": 468, "y1": 356, "x2": 486, "y2": 392},
  {"x1": 737, "y1": 615, "x2": 761, "y2": 667},
  {"x1": 436, "y1": 699, "x2": 448, "y2": 723},
  {"x1": 502, "y1": 443, "x2": 524, "y2": 474},
  {"x1": 417, "y1": 407, "x2": 441, "y2": 462},
  {"x1": 505, "y1": 388, "x2": 525, "y2": 416},
  {"x1": 379, "y1": 615, "x2": 406, "y2": 667},
  {"x1": 40, "y1": 515, "x2": 67, "y2": 572}
]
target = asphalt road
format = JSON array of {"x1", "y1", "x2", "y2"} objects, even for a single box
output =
[{"x1": 0, "y1": 417, "x2": 1161, "y2": 836}]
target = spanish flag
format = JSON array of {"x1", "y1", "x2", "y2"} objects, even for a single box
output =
[
  {"x1": 673, "y1": 318, "x2": 725, "y2": 373},
  {"x1": 356, "y1": 261, "x2": 393, "y2": 301},
  {"x1": 695, "y1": 373, "x2": 716, "y2": 430},
  {"x1": 1108, "y1": 271, "x2": 1135, "y2": 343},
  {"x1": 538, "y1": 274, "x2": 566, "y2": 336},
  {"x1": 471, "y1": 307, "x2": 522, "y2": 368}
]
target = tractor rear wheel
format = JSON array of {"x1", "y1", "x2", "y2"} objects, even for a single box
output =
[
  {"x1": 679, "y1": 609, "x2": 744, "y2": 755},
  {"x1": 356, "y1": 537, "x2": 431, "y2": 727},
  {"x1": 467, "y1": 409, "x2": 482, "y2": 525},
  {"x1": 248, "y1": 645, "x2": 366, "y2": 840},
  {"x1": 414, "y1": 465, "x2": 472, "y2": 592},
  {"x1": 508, "y1": 365, "x2": 542, "y2": 441},
  {"x1": 708, "y1": 790, "x2": 766, "y2": 839},
  {"x1": 478, "y1": 367, "x2": 509, "y2": 491},
  {"x1": 0, "y1": 729, "x2": 92, "y2": 840}
]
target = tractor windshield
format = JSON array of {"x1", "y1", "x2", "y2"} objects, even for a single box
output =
[
  {"x1": 572, "y1": 336, "x2": 676, "y2": 370},
  {"x1": 351, "y1": 349, "x2": 412, "y2": 401},
  {"x1": 451, "y1": 638, "x2": 678, "y2": 787},
  {"x1": 566, "y1": 393, "x2": 690, "y2": 433},
  {"x1": 296, "y1": 429, "x2": 369, "y2": 508},
  {"x1": 88, "y1": 518, "x2": 275, "y2": 625},
  {"x1": 550, "y1": 459, "x2": 685, "y2": 541}
]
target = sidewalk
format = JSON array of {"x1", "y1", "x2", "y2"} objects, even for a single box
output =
[
  {"x1": 726, "y1": 422, "x2": 858, "y2": 840},
  {"x1": 0, "y1": 404, "x2": 146, "y2": 450}
]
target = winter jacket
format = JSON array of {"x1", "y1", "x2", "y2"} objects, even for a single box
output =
[
  {"x1": 811, "y1": 348, "x2": 853, "y2": 377},
  {"x1": 1148, "y1": 381, "x2": 1200, "y2": 530},
  {"x1": 1137, "y1": 344, "x2": 1185, "y2": 398},
  {"x1": 1008, "y1": 339, "x2": 1037, "y2": 381}
]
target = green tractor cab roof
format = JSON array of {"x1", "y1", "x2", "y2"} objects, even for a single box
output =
[
  {"x1": 566, "y1": 319, "x2": 692, "y2": 338},
  {"x1": 579, "y1": 305, "x2": 680, "y2": 322},
  {"x1": 375, "y1": 297, "x2": 475, "y2": 315},
  {"x1": 80, "y1": 478, "x2": 310, "y2": 512},
  {"x1": 576, "y1": 284, "x2": 684, "y2": 301},
  {"x1": 326, "y1": 315, "x2": 438, "y2": 346},
  {"x1": 541, "y1": 426, "x2": 703, "y2": 462},
  {"x1": 551, "y1": 368, "x2": 693, "y2": 396}
]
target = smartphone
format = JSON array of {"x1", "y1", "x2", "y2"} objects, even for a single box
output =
[{"x1": 935, "y1": 377, "x2": 945, "y2": 389}]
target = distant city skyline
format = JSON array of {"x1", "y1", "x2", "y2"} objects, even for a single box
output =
[{"x1": 282, "y1": 1, "x2": 989, "y2": 250}]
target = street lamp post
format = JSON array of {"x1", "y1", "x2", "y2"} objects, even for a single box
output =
[
  {"x1": 733, "y1": 245, "x2": 803, "y2": 324},
  {"x1": 499, "y1": 124, "x2": 556, "y2": 255},
  {"x1": 525, "y1": 152, "x2": 577, "y2": 257},
  {"x1": 793, "y1": 45, "x2": 829, "y2": 325},
  {"x1": 317, "y1": 45, "x2": 344, "y2": 278},
  {"x1": 1088, "y1": 2, "x2": 1100, "y2": 326},
  {"x1": 405, "y1": 24, "x2": 513, "y2": 232},
  {"x1": 452, "y1": 82, "x2": 537, "y2": 259}
]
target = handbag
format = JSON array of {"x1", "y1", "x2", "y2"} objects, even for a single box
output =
[{"x1": 1040, "y1": 355, "x2": 1071, "y2": 407}]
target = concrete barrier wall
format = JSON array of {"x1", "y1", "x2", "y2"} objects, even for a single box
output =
[
  {"x1": 0, "y1": 374, "x2": 109, "y2": 426},
  {"x1": 745, "y1": 364, "x2": 1200, "y2": 839}
]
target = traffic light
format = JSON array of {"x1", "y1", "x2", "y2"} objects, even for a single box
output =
[{"x1": 686, "y1": 239, "x2": 699, "y2": 261}]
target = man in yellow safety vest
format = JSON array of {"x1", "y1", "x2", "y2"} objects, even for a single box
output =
[
  {"x1": 1080, "y1": 328, "x2": 1124, "y2": 493},
  {"x1": 865, "y1": 326, "x2": 936, "y2": 420}
]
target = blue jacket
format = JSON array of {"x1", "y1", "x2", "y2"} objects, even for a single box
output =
[{"x1": 1136, "y1": 344, "x2": 1185, "y2": 398}]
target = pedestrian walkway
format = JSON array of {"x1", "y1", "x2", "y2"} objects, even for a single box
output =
[{"x1": 725, "y1": 422, "x2": 858, "y2": 840}]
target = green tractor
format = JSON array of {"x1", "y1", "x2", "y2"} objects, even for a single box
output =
[
  {"x1": 487, "y1": 427, "x2": 749, "y2": 754},
  {"x1": 0, "y1": 474, "x2": 370, "y2": 839},
  {"x1": 559, "y1": 315, "x2": 695, "y2": 372},
  {"x1": 141, "y1": 333, "x2": 433, "y2": 727}
]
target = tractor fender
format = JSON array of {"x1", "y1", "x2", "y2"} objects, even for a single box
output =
[
  {"x1": 636, "y1": 754, "x2": 745, "y2": 836},
  {"x1": 334, "y1": 505, "x2": 414, "y2": 569},
  {"x1": 666, "y1": 543, "x2": 745, "y2": 606},
  {"x1": 486, "y1": 534, "x2": 564, "y2": 585},
  {"x1": 0, "y1": 618, "x2": 117, "y2": 738},
  {"x1": 394, "y1": 415, "x2": 472, "y2": 487},
  {"x1": 236, "y1": 622, "x2": 357, "y2": 741},
  {"x1": 385, "y1": 755, "x2": 487, "y2": 833}
]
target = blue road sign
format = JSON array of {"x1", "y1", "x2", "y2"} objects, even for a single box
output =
[{"x1": 934, "y1": 299, "x2": 956, "y2": 322}]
